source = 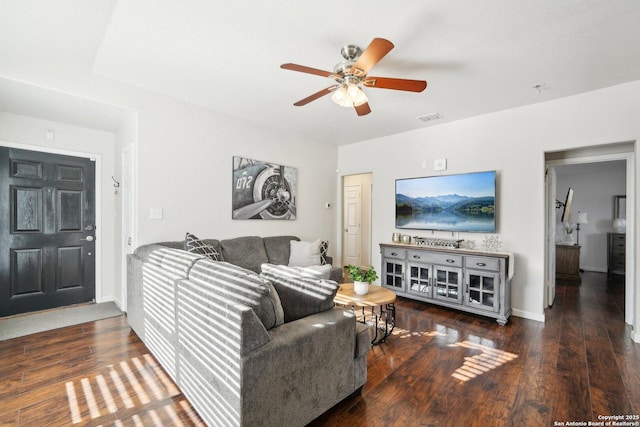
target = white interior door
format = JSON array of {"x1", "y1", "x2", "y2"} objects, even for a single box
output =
[
  {"x1": 343, "y1": 184, "x2": 362, "y2": 267},
  {"x1": 546, "y1": 166, "x2": 557, "y2": 306}
]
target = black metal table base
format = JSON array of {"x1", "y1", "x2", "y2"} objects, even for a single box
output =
[{"x1": 354, "y1": 303, "x2": 396, "y2": 345}]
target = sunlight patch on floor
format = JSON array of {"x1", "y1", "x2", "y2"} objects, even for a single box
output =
[
  {"x1": 449, "y1": 340, "x2": 518, "y2": 382},
  {"x1": 65, "y1": 353, "x2": 183, "y2": 425}
]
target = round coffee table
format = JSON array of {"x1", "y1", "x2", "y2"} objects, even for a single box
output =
[{"x1": 335, "y1": 283, "x2": 396, "y2": 344}]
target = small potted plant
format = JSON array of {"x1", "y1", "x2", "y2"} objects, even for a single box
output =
[{"x1": 346, "y1": 264, "x2": 378, "y2": 295}]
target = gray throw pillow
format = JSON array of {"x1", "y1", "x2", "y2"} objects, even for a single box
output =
[
  {"x1": 260, "y1": 270, "x2": 338, "y2": 323},
  {"x1": 185, "y1": 232, "x2": 222, "y2": 261}
]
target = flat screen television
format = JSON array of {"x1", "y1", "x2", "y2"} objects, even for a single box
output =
[{"x1": 396, "y1": 170, "x2": 496, "y2": 232}]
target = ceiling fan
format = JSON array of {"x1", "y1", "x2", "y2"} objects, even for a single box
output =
[{"x1": 281, "y1": 38, "x2": 427, "y2": 116}]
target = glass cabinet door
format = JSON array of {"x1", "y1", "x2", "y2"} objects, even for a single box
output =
[
  {"x1": 383, "y1": 260, "x2": 405, "y2": 291},
  {"x1": 434, "y1": 266, "x2": 462, "y2": 303},
  {"x1": 465, "y1": 269, "x2": 499, "y2": 312},
  {"x1": 408, "y1": 263, "x2": 432, "y2": 298}
]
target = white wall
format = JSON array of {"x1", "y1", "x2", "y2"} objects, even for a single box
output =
[
  {"x1": 133, "y1": 92, "x2": 338, "y2": 247},
  {"x1": 555, "y1": 161, "x2": 627, "y2": 272},
  {"x1": 0, "y1": 111, "x2": 117, "y2": 304},
  {"x1": 337, "y1": 81, "x2": 640, "y2": 325}
]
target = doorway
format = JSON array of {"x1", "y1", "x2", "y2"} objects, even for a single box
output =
[
  {"x1": 0, "y1": 146, "x2": 97, "y2": 316},
  {"x1": 545, "y1": 148, "x2": 635, "y2": 326},
  {"x1": 342, "y1": 173, "x2": 372, "y2": 268}
]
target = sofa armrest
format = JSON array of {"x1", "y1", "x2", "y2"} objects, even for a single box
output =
[
  {"x1": 240, "y1": 307, "x2": 362, "y2": 426},
  {"x1": 329, "y1": 265, "x2": 344, "y2": 282},
  {"x1": 175, "y1": 278, "x2": 273, "y2": 426}
]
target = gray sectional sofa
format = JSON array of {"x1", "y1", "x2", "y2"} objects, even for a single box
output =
[{"x1": 127, "y1": 235, "x2": 369, "y2": 427}]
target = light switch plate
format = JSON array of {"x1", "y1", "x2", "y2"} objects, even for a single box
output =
[
  {"x1": 149, "y1": 208, "x2": 163, "y2": 219},
  {"x1": 434, "y1": 158, "x2": 447, "y2": 171}
]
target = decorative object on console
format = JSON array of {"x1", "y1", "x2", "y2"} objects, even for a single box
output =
[
  {"x1": 346, "y1": 264, "x2": 379, "y2": 295},
  {"x1": 482, "y1": 235, "x2": 503, "y2": 251},
  {"x1": 414, "y1": 236, "x2": 463, "y2": 248},
  {"x1": 395, "y1": 170, "x2": 496, "y2": 233},
  {"x1": 576, "y1": 211, "x2": 588, "y2": 245},
  {"x1": 392, "y1": 232, "x2": 401, "y2": 243},
  {"x1": 459, "y1": 240, "x2": 477, "y2": 249},
  {"x1": 232, "y1": 156, "x2": 297, "y2": 220}
]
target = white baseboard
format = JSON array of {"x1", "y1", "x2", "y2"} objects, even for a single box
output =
[{"x1": 512, "y1": 309, "x2": 545, "y2": 323}]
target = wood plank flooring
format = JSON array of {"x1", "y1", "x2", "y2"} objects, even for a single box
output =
[
  {"x1": 0, "y1": 315, "x2": 204, "y2": 426},
  {"x1": 1, "y1": 271, "x2": 638, "y2": 426}
]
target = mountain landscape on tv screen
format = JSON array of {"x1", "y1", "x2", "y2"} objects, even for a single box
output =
[
  {"x1": 396, "y1": 193, "x2": 495, "y2": 232},
  {"x1": 396, "y1": 193, "x2": 495, "y2": 214}
]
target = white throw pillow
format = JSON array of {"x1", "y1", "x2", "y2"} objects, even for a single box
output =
[
  {"x1": 261, "y1": 263, "x2": 332, "y2": 280},
  {"x1": 288, "y1": 239, "x2": 322, "y2": 267}
]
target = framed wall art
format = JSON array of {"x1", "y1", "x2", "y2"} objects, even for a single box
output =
[{"x1": 232, "y1": 156, "x2": 297, "y2": 220}]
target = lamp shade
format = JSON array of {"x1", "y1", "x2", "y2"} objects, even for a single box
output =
[{"x1": 577, "y1": 212, "x2": 588, "y2": 224}]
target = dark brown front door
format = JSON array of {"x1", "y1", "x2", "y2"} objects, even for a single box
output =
[{"x1": 0, "y1": 146, "x2": 96, "y2": 317}]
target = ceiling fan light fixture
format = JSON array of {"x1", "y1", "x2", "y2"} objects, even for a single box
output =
[{"x1": 332, "y1": 83, "x2": 368, "y2": 107}]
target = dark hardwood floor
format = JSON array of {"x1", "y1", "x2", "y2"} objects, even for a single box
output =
[{"x1": 1, "y1": 272, "x2": 638, "y2": 426}]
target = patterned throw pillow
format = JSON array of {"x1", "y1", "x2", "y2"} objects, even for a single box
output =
[
  {"x1": 184, "y1": 232, "x2": 222, "y2": 261},
  {"x1": 320, "y1": 241, "x2": 329, "y2": 265}
]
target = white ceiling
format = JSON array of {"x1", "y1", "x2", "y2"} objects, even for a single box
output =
[{"x1": 1, "y1": 1, "x2": 640, "y2": 144}]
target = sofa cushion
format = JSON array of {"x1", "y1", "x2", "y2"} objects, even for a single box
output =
[
  {"x1": 288, "y1": 239, "x2": 322, "y2": 267},
  {"x1": 260, "y1": 270, "x2": 338, "y2": 323},
  {"x1": 188, "y1": 259, "x2": 284, "y2": 330},
  {"x1": 261, "y1": 263, "x2": 332, "y2": 280},
  {"x1": 185, "y1": 232, "x2": 223, "y2": 261},
  {"x1": 221, "y1": 236, "x2": 269, "y2": 273},
  {"x1": 263, "y1": 236, "x2": 299, "y2": 265}
]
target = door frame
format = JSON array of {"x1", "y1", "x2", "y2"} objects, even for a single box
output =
[
  {"x1": 545, "y1": 150, "x2": 635, "y2": 326},
  {"x1": 340, "y1": 173, "x2": 373, "y2": 268},
  {"x1": 0, "y1": 140, "x2": 103, "y2": 304},
  {"x1": 545, "y1": 166, "x2": 557, "y2": 306},
  {"x1": 120, "y1": 143, "x2": 137, "y2": 312}
]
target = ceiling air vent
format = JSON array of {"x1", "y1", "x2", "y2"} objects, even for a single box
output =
[{"x1": 417, "y1": 113, "x2": 442, "y2": 122}]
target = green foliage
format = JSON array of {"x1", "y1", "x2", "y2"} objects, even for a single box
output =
[{"x1": 346, "y1": 264, "x2": 378, "y2": 284}]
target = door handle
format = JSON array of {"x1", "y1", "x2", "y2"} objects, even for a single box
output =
[{"x1": 81, "y1": 236, "x2": 95, "y2": 242}]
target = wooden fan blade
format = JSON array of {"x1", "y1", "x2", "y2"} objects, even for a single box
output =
[
  {"x1": 354, "y1": 102, "x2": 371, "y2": 116},
  {"x1": 363, "y1": 76, "x2": 427, "y2": 92},
  {"x1": 281, "y1": 63, "x2": 334, "y2": 78},
  {"x1": 349, "y1": 38, "x2": 394, "y2": 77},
  {"x1": 293, "y1": 85, "x2": 339, "y2": 106}
]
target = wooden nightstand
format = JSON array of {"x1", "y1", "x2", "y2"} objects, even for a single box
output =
[{"x1": 556, "y1": 244, "x2": 581, "y2": 283}]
